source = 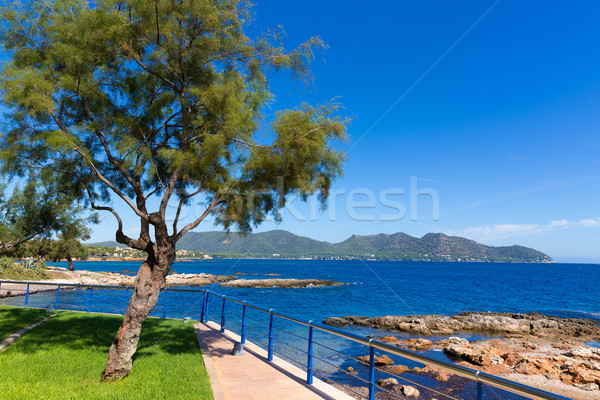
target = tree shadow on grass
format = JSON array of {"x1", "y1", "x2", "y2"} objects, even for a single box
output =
[
  {"x1": 135, "y1": 319, "x2": 200, "y2": 359},
  {"x1": 0, "y1": 307, "x2": 52, "y2": 339},
  {"x1": 5, "y1": 312, "x2": 200, "y2": 358}
]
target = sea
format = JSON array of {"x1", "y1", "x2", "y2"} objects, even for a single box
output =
[
  {"x1": 2, "y1": 260, "x2": 598, "y2": 399},
  {"x1": 33, "y1": 259, "x2": 600, "y2": 321}
]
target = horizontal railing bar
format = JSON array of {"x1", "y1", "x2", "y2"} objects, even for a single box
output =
[
  {"x1": 203, "y1": 290, "x2": 571, "y2": 400},
  {"x1": 0, "y1": 280, "x2": 211, "y2": 293},
  {"x1": 271, "y1": 349, "x2": 307, "y2": 369},
  {"x1": 313, "y1": 341, "x2": 364, "y2": 364},
  {"x1": 311, "y1": 356, "x2": 373, "y2": 386},
  {"x1": 0, "y1": 281, "x2": 571, "y2": 400},
  {"x1": 271, "y1": 325, "x2": 310, "y2": 341},
  {"x1": 313, "y1": 370, "x2": 369, "y2": 400},
  {"x1": 272, "y1": 337, "x2": 309, "y2": 354},
  {"x1": 243, "y1": 327, "x2": 270, "y2": 338}
]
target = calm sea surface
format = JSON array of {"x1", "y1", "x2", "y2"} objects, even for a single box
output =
[
  {"x1": 46, "y1": 259, "x2": 600, "y2": 321},
  {"x1": 2, "y1": 260, "x2": 598, "y2": 399}
]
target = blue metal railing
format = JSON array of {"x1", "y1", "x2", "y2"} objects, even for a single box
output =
[{"x1": 0, "y1": 280, "x2": 572, "y2": 400}]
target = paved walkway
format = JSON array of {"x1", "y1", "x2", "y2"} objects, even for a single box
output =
[{"x1": 195, "y1": 321, "x2": 354, "y2": 400}]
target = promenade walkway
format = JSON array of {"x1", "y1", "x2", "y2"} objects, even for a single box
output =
[{"x1": 195, "y1": 321, "x2": 355, "y2": 400}]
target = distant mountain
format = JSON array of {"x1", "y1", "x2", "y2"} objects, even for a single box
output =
[
  {"x1": 174, "y1": 230, "x2": 553, "y2": 262},
  {"x1": 87, "y1": 241, "x2": 121, "y2": 248}
]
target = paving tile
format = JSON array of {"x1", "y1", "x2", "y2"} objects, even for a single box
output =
[{"x1": 195, "y1": 321, "x2": 354, "y2": 400}]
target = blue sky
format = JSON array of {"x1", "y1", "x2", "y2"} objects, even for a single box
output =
[
  {"x1": 230, "y1": 0, "x2": 600, "y2": 263},
  {"x1": 7, "y1": 1, "x2": 600, "y2": 262}
]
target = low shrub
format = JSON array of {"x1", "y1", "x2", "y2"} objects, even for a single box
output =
[{"x1": 0, "y1": 256, "x2": 48, "y2": 280}]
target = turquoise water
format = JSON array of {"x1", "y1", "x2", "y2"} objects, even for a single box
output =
[
  {"x1": 2, "y1": 260, "x2": 598, "y2": 399},
  {"x1": 47, "y1": 259, "x2": 600, "y2": 321}
]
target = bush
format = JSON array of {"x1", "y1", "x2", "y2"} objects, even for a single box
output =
[{"x1": 0, "y1": 256, "x2": 48, "y2": 280}]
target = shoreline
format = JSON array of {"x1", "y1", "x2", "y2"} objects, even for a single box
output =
[
  {"x1": 326, "y1": 313, "x2": 600, "y2": 399},
  {"x1": 0, "y1": 267, "x2": 347, "y2": 298},
  {"x1": 78, "y1": 258, "x2": 560, "y2": 263}
]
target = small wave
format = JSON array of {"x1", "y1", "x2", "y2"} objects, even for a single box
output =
[{"x1": 552, "y1": 310, "x2": 600, "y2": 321}]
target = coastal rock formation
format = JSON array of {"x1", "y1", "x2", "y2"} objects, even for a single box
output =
[
  {"x1": 357, "y1": 354, "x2": 394, "y2": 366},
  {"x1": 376, "y1": 378, "x2": 420, "y2": 398},
  {"x1": 323, "y1": 312, "x2": 600, "y2": 340},
  {"x1": 377, "y1": 378, "x2": 398, "y2": 387},
  {"x1": 329, "y1": 313, "x2": 600, "y2": 399},
  {"x1": 166, "y1": 273, "x2": 236, "y2": 286},
  {"x1": 220, "y1": 278, "x2": 347, "y2": 288},
  {"x1": 0, "y1": 269, "x2": 239, "y2": 298},
  {"x1": 444, "y1": 337, "x2": 600, "y2": 398}
]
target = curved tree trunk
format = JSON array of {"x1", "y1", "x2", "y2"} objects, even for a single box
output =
[
  {"x1": 66, "y1": 255, "x2": 75, "y2": 271},
  {"x1": 102, "y1": 249, "x2": 173, "y2": 381}
]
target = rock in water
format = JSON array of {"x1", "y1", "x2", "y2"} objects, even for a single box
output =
[
  {"x1": 400, "y1": 385, "x2": 420, "y2": 398},
  {"x1": 357, "y1": 354, "x2": 394, "y2": 366},
  {"x1": 377, "y1": 378, "x2": 399, "y2": 387}
]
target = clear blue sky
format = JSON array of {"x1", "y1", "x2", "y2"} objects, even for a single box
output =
[
  {"x1": 14, "y1": 1, "x2": 600, "y2": 262},
  {"x1": 235, "y1": 0, "x2": 600, "y2": 263}
]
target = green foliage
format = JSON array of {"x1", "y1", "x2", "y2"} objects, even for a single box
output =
[
  {"x1": 5, "y1": 237, "x2": 88, "y2": 261},
  {"x1": 0, "y1": 310, "x2": 213, "y2": 399},
  {"x1": 85, "y1": 245, "x2": 116, "y2": 256},
  {"x1": 0, "y1": 256, "x2": 48, "y2": 280},
  {"x1": 0, "y1": 0, "x2": 349, "y2": 254},
  {"x1": 0, "y1": 173, "x2": 97, "y2": 254}
]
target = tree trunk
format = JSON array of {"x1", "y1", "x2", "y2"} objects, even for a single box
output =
[
  {"x1": 66, "y1": 255, "x2": 75, "y2": 271},
  {"x1": 102, "y1": 251, "x2": 172, "y2": 381}
]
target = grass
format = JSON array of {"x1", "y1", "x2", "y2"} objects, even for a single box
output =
[
  {"x1": 0, "y1": 309, "x2": 214, "y2": 399},
  {"x1": 0, "y1": 306, "x2": 52, "y2": 340},
  {"x1": 0, "y1": 270, "x2": 49, "y2": 281}
]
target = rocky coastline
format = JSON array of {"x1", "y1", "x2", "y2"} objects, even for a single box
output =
[
  {"x1": 325, "y1": 312, "x2": 600, "y2": 399},
  {"x1": 0, "y1": 268, "x2": 346, "y2": 298},
  {"x1": 323, "y1": 312, "x2": 600, "y2": 339},
  {"x1": 220, "y1": 278, "x2": 348, "y2": 288}
]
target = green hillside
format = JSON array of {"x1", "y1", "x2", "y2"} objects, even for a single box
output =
[
  {"x1": 89, "y1": 231, "x2": 553, "y2": 262},
  {"x1": 173, "y1": 230, "x2": 553, "y2": 262}
]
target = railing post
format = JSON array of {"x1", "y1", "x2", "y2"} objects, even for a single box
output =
[
  {"x1": 203, "y1": 292, "x2": 209, "y2": 322},
  {"x1": 25, "y1": 283, "x2": 30, "y2": 308},
  {"x1": 241, "y1": 303, "x2": 247, "y2": 344},
  {"x1": 307, "y1": 324, "x2": 314, "y2": 384},
  {"x1": 55, "y1": 284, "x2": 61, "y2": 309},
  {"x1": 220, "y1": 296, "x2": 226, "y2": 333},
  {"x1": 123, "y1": 287, "x2": 129, "y2": 315},
  {"x1": 200, "y1": 292, "x2": 206, "y2": 322},
  {"x1": 162, "y1": 289, "x2": 168, "y2": 319},
  {"x1": 268, "y1": 311, "x2": 274, "y2": 361},
  {"x1": 477, "y1": 381, "x2": 483, "y2": 400},
  {"x1": 368, "y1": 345, "x2": 375, "y2": 400},
  {"x1": 87, "y1": 285, "x2": 94, "y2": 313}
]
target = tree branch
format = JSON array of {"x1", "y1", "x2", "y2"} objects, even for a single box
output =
[
  {"x1": 231, "y1": 138, "x2": 268, "y2": 149},
  {"x1": 85, "y1": 187, "x2": 123, "y2": 232},
  {"x1": 85, "y1": 187, "x2": 150, "y2": 251},
  {"x1": 172, "y1": 187, "x2": 203, "y2": 234},
  {"x1": 126, "y1": 49, "x2": 182, "y2": 95},
  {"x1": 174, "y1": 195, "x2": 220, "y2": 242},
  {"x1": 48, "y1": 111, "x2": 149, "y2": 222}
]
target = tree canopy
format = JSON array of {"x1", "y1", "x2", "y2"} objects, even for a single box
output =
[
  {"x1": 0, "y1": 173, "x2": 95, "y2": 253},
  {"x1": 0, "y1": 0, "x2": 348, "y2": 249},
  {"x1": 0, "y1": 0, "x2": 348, "y2": 380}
]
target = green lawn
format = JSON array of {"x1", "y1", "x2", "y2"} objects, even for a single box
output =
[
  {"x1": 0, "y1": 310, "x2": 213, "y2": 399},
  {"x1": 0, "y1": 306, "x2": 52, "y2": 340}
]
